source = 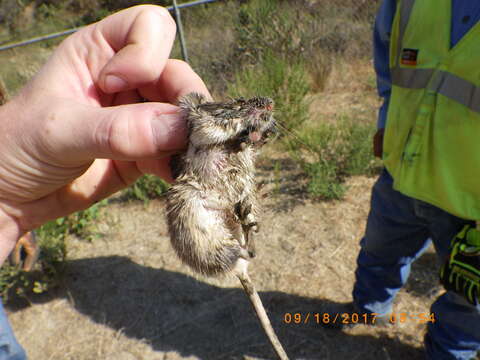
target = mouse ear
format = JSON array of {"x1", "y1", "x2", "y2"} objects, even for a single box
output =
[{"x1": 179, "y1": 92, "x2": 207, "y2": 110}]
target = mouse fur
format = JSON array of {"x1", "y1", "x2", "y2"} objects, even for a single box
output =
[{"x1": 166, "y1": 93, "x2": 276, "y2": 276}]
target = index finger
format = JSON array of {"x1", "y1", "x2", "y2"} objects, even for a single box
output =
[
  {"x1": 94, "y1": 5, "x2": 177, "y2": 93},
  {"x1": 139, "y1": 59, "x2": 212, "y2": 104}
]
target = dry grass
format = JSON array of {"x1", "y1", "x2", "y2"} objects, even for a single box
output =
[
  {"x1": 7, "y1": 174, "x2": 438, "y2": 360},
  {"x1": 1, "y1": 1, "x2": 462, "y2": 359},
  {"x1": 308, "y1": 59, "x2": 380, "y2": 126},
  {"x1": 4, "y1": 54, "x2": 439, "y2": 358},
  {"x1": 175, "y1": 1, "x2": 238, "y2": 96},
  {"x1": 0, "y1": 44, "x2": 53, "y2": 96}
]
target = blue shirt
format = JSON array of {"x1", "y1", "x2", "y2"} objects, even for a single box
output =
[{"x1": 374, "y1": 0, "x2": 480, "y2": 129}]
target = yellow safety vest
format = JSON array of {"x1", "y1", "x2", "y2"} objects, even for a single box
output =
[{"x1": 383, "y1": 0, "x2": 480, "y2": 220}]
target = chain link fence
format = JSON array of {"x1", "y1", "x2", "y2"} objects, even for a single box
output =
[{"x1": 0, "y1": 0, "x2": 219, "y2": 61}]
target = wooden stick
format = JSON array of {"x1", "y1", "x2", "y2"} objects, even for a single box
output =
[{"x1": 236, "y1": 271, "x2": 290, "y2": 360}]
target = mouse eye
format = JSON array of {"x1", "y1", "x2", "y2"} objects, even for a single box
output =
[{"x1": 238, "y1": 129, "x2": 249, "y2": 138}]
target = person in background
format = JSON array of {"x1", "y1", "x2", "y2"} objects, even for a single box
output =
[
  {"x1": 0, "y1": 5, "x2": 210, "y2": 359},
  {"x1": 351, "y1": 1, "x2": 480, "y2": 359}
]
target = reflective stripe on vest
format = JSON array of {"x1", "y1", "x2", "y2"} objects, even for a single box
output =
[
  {"x1": 392, "y1": 68, "x2": 480, "y2": 114},
  {"x1": 392, "y1": 0, "x2": 480, "y2": 114}
]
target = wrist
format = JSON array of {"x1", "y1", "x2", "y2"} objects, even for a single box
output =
[
  {"x1": 0, "y1": 204, "x2": 21, "y2": 267},
  {"x1": 0, "y1": 100, "x2": 26, "y2": 266}
]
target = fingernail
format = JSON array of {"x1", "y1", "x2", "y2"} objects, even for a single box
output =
[
  {"x1": 152, "y1": 113, "x2": 187, "y2": 152},
  {"x1": 151, "y1": 112, "x2": 188, "y2": 150},
  {"x1": 104, "y1": 75, "x2": 128, "y2": 93}
]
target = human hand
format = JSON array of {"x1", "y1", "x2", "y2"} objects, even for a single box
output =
[
  {"x1": 0, "y1": 5, "x2": 210, "y2": 264},
  {"x1": 440, "y1": 224, "x2": 480, "y2": 306}
]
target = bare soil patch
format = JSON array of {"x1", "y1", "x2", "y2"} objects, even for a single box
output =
[{"x1": 6, "y1": 171, "x2": 443, "y2": 360}]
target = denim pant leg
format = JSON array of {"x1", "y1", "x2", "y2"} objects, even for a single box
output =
[
  {"x1": 353, "y1": 169, "x2": 480, "y2": 359},
  {"x1": 425, "y1": 292, "x2": 480, "y2": 360},
  {"x1": 353, "y1": 170, "x2": 431, "y2": 316},
  {"x1": 418, "y1": 202, "x2": 480, "y2": 360},
  {"x1": 0, "y1": 302, "x2": 26, "y2": 360}
]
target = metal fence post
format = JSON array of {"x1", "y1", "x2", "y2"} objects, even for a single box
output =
[{"x1": 172, "y1": 0, "x2": 189, "y2": 63}]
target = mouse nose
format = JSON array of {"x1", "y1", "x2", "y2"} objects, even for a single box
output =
[
  {"x1": 250, "y1": 97, "x2": 274, "y2": 111},
  {"x1": 264, "y1": 98, "x2": 274, "y2": 111}
]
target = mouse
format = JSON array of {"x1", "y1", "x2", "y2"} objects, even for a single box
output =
[{"x1": 166, "y1": 92, "x2": 276, "y2": 277}]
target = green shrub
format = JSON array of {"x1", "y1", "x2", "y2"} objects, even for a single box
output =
[
  {"x1": 235, "y1": 0, "x2": 310, "y2": 64},
  {"x1": 0, "y1": 225, "x2": 66, "y2": 302},
  {"x1": 0, "y1": 265, "x2": 35, "y2": 302},
  {"x1": 0, "y1": 201, "x2": 106, "y2": 301},
  {"x1": 0, "y1": 0, "x2": 23, "y2": 35},
  {"x1": 176, "y1": 0, "x2": 239, "y2": 95},
  {"x1": 287, "y1": 116, "x2": 381, "y2": 199},
  {"x1": 62, "y1": 200, "x2": 107, "y2": 242},
  {"x1": 302, "y1": 162, "x2": 347, "y2": 200},
  {"x1": 122, "y1": 174, "x2": 170, "y2": 202},
  {"x1": 228, "y1": 52, "x2": 311, "y2": 133},
  {"x1": 0, "y1": 253, "x2": 64, "y2": 302}
]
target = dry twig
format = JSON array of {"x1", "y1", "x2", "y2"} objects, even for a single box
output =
[{"x1": 236, "y1": 271, "x2": 290, "y2": 360}]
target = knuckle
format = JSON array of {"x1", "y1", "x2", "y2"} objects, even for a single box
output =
[
  {"x1": 95, "y1": 107, "x2": 156, "y2": 158},
  {"x1": 156, "y1": 6, "x2": 177, "y2": 31},
  {"x1": 169, "y1": 59, "x2": 192, "y2": 72},
  {"x1": 139, "y1": 5, "x2": 176, "y2": 33},
  {"x1": 136, "y1": 60, "x2": 159, "y2": 81},
  {"x1": 157, "y1": 7, "x2": 176, "y2": 30},
  {"x1": 94, "y1": 111, "x2": 121, "y2": 156}
]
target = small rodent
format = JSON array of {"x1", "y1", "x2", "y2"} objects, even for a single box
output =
[
  {"x1": 165, "y1": 94, "x2": 290, "y2": 360},
  {"x1": 166, "y1": 93, "x2": 276, "y2": 277}
]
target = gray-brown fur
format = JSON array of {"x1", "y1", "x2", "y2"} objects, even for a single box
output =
[{"x1": 166, "y1": 93, "x2": 276, "y2": 276}]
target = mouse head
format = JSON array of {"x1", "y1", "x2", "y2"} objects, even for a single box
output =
[{"x1": 179, "y1": 93, "x2": 276, "y2": 147}]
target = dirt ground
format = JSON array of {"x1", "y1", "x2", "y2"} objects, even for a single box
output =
[
  {"x1": 6, "y1": 166, "x2": 446, "y2": 360},
  {"x1": 3, "y1": 59, "x2": 451, "y2": 360},
  {"x1": 3, "y1": 0, "x2": 466, "y2": 356}
]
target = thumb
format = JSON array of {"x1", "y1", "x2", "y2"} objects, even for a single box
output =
[{"x1": 45, "y1": 101, "x2": 187, "y2": 164}]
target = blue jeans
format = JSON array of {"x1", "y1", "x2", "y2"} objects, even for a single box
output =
[
  {"x1": 0, "y1": 302, "x2": 26, "y2": 360},
  {"x1": 353, "y1": 169, "x2": 480, "y2": 360}
]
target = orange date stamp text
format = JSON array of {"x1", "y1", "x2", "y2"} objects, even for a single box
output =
[{"x1": 283, "y1": 312, "x2": 436, "y2": 325}]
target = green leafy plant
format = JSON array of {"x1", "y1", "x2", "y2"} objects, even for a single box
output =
[
  {"x1": 235, "y1": 0, "x2": 308, "y2": 64},
  {"x1": 273, "y1": 160, "x2": 282, "y2": 194},
  {"x1": 0, "y1": 265, "x2": 31, "y2": 302},
  {"x1": 228, "y1": 51, "x2": 311, "y2": 133},
  {"x1": 122, "y1": 174, "x2": 170, "y2": 203},
  {"x1": 0, "y1": 229, "x2": 66, "y2": 302},
  {"x1": 63, "y1": 200, "x2": 107, "y2": 242},
  {"x1": 287, "y1": 116, "x2": 381, "y2": 199},
  {"x1": 0, "y1": 201, "x2": 106, "y2": 301}
]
